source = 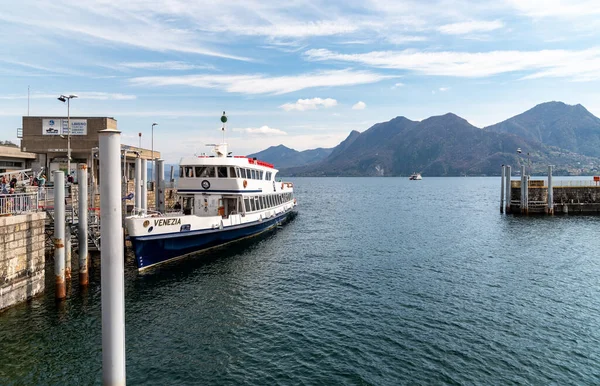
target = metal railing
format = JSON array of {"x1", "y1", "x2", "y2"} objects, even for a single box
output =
[
  {"x1": 511, "y1": 179, "x2": 600, "y2": 188},
  {"x1": 0, "y1": 192, "x2": 39, "y2": 215}
]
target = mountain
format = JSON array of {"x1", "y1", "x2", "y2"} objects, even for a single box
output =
[
  {"x1": 280, "y1": 107, "x2": 600, "y2": 177},
  {"x1": 485, "y1": 101, "x2": 600, "y2": 158},
  {"x1": 247, "y1": 144, "x2": 332, "y2": 169}
]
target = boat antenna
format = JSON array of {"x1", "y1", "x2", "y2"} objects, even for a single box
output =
[{"x1": 221, "y1": 111, "x2": 227, "y2": 143}]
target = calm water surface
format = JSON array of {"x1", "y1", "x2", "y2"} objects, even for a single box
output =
[{"x1": 1, "y1": 177, "x2": 600, "y2": 385}]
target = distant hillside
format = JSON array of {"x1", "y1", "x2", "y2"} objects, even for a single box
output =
[
  {"x1": 247, "y1": 144, "x2": 332, "y2": 169},
  {"x1": 280, "y1": 108, "x2": 600, "y2": 177},
  {"x1": 485, "y1": 101, "x2": 600, "y2": 158}
]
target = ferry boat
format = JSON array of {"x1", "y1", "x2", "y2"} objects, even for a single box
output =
[
  {"x1": 409, "y1": 173, "x2": 422, "y2": 180},
  {"x1": 125, "y1": 114, "x2": 297, "y2": 270}
]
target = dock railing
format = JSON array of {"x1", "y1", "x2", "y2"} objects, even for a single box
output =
[{"x1": 0, "y1": 192, "x2": 39, "y2": 215}]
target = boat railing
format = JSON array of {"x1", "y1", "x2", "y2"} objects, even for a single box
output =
[{"x1": 130, "y1": 207, "x2": 165, "y2": 217}]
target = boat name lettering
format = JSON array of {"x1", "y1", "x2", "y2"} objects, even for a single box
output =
[{"x1": 154, "y1": 218, "x2": 182, "y2": 227}]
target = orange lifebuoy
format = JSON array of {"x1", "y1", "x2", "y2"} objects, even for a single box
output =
[{"x1": 243, "y1": 180, "x2": 248, "y2": 188}]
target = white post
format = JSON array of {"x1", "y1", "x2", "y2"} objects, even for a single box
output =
[
  {"x1": 141, "y1": 158, "x2": 147, "y2": 213},
  {"x1": 155, "y1": 159, "x2": 165, "y2": 213},
  {"x1": 99, "y1": 128, "x2": 126, "y2": 385},
  {"x1": 65, "y1": 224, "x2": 72, "y2": 282},
  {"x1": 520, "y1": 165, "x2": 526, "y2": 214},
  {"x1": 135, "y1": 157, "x2": 141, "y2": 212},
  {"x1": 505, "y1": 165, "x2": 511, "y2": 214},
  {"x1": 500, "y1": 165, "x2": 505, "y2": 214},
  {"x1": 547, "y1": 165, "x2": 554, "y2": 215},
  {"x1": 78, "y1": 163, "x2": 89, "y2": 286},
  {"x1": 53, "y1": 170, "x2": 66, "y2": 300}
]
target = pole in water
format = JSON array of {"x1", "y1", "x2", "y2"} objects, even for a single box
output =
[
  {"x1": 156, "y1": 159, "x2": 165, "y2": 213},
  {"x1": 141, "y1": 158, "x2": 147, "y2": 213},
  {"x1": 53, "y1": 170, "x2": 66, "y2": 300},
  {"x1": 547, "y1": 165, "x2": 554, "y2": 215},
  {"x1": 135, "y1": 157, "x2": 141, "y2": 212},
  {"x1": 78, "y1": 163, "x2": 89, "y2": 286},
  {"x1": 99, "y1": 128, "x2": 126, "y2": 385},
  {"x1": 65, "y1": 224, "x2": 72, "y2": 281},
  {"x1": 505, "y1": 165, "x2": 511, "y2": 214},
  {"x1": 500, "y1": 165, "x2": 505, "y2": 214},
  {"x1": 520, "y1": 165, "x2": 526, "y2": 214}
]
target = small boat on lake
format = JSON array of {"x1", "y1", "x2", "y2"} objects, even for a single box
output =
[
  {"x1": 125, "y1": 113, "x2": 297, "y2": 270},
  {"x1": 409, "y1": 173, "x2": 422, "y2": 180}
]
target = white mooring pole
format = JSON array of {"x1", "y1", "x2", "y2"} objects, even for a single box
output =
[
  {"x1": 135, "y1": 157, "x2": 141, "y2": 212},
  {"x1": 505, "y1": 165, "x2": 511, "y2": 214},
  {"x1": 99, "y1": 128, "x2": 126, "y2": 385},
  {"x1": 53, "y1": 170, "x2": 66, "y2": 300},
  {"x1": 141, "y1": 158, "x2": 147, "y2": 213},
  {"x1": 156, "y1": 159, "x2": 165, "y2": 214},
  {"x1": 78, "y1": 163, "x2": 89, "y2": 286},
  {"x1": 547, "y1": 165, "x2": 554, "y2": 215},
  {"x1": 500, "y1": 165, "x2": 505, "y2": 213}
]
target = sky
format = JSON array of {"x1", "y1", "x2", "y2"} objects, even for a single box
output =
[{"x1": 1, "y1": 0, "x2": 600, "y2": 163}]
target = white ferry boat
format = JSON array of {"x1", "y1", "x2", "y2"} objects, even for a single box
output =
[
  {"x1": 409, "y1": 173, "x2": 422, "y2": 180},
  {"x1": 125, "y1": 115, "x2": 297, "y2": 270}
]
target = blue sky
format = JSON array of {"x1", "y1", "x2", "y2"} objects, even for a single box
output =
[{"x1": 1, "y1": 0, "x2": 600, "y2": 163}]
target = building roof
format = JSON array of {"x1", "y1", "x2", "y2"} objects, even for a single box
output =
[{"x1": 0, "y1": 145, "x2": 36, "y2": 159}]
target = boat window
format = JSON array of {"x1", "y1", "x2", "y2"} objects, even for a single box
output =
[
  {"x1": 195, "y1": 166, "x2": 215, "y2": 178},
  {"x1": 235, "y1": 167, "x2": 241, "y2": 178},
  {"x1": 217, "y1": 167, "x2": 227, "y2": 178},
  {"x1": 266, "y1": 172, "x2": 271, "y2": 180},
  {"x1": 260, "y1": 171, "x2": 264, "y2": 180},
  {"x1": 249, "y1": 169, "x2": 255, "y2": 180},
  {"x1": 240, "y1": 168, "x2": 247, "y2": 179},
  {"x1": 260, "y1": 196, "x2": 265, "y2": 209},
  {"x1": 179, "y1": 166, "x2": 184, "y2": 178},
  {"x1": 229, "y1": 167, "x2": 236, "y2": 179},
  {"x1": 249, "y1": 197, "x2": 255, "y2": 212},
  {"x1": 244, "y1": 198, "x2": 250, "y2": 212},
  {"x1": 269, "y1": 195, "x2": 273, "y2": 207},
  {"x1": 185, "y1": 166, "x2": 194, "y2": 178}
]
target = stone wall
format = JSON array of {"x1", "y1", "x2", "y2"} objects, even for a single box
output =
[{"x1": 0, "y1": 212, "x2": 46, "y2": 311}]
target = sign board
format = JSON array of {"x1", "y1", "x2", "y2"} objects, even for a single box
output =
[{"x1": 42, "y1": 119, "x2": 87, "y2": 136}]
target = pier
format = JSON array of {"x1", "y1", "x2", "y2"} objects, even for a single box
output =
[{"x1": 500, "y1": 165, "x2": 600, "y2": 215}]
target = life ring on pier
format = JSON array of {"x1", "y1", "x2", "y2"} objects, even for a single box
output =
[{"x1": 243, "y1": 180, "x2": 248, "y2": 188}]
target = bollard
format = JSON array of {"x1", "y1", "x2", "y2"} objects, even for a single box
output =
[
  {"x1": 99, "y1": 128, "x2": 126, "y2": 385},
  {"x1": 141, "y1": 158, "x2": 147, "y2": 213},
  {"x1": 65, "y1": 224, "x2": 72, "y2": 281},
  {"x1": 500, "y1": 165, "x2": 505, "y2": 214},
  {"x1": 135, "y1": 157, "x2": 141, "y2": 212},
  {"x1": 505, "y1": 165, "x2": 511, "y2": 214},
  {"x1": 520, "y1": 166, "x2": 525, "y2": 213},
  {"x1": 156, "y1": 159, "x2": 165, "y2": 214},
  {"x1": 547, "y1": 165, "x2": 554, "y2": 215},
  {"x1": 78, "y1": 164, "x2": 89, "y2": 286},
  {"x1": 53, "y1": 170, "x2": 66, "y2": 300}
]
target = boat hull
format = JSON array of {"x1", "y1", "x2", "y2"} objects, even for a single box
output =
[{"x1": 129, "y1": 209, "x2": 296, "y2": 270}]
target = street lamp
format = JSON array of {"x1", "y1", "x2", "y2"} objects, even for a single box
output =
[
  {"x1": 151, "y1": 123, "x2": 158, "y2": 182},
  {"x1": 58, "y1": 94, "x2": 78, "y2": 179}
]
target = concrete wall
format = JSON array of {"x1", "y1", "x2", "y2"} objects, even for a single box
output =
[{"x1": 0, "y1": 212, "x2": 46, "y2": 311}]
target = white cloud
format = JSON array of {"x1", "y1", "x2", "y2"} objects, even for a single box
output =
[
  {"x1": 506, "y1": 0, "x2": 600, "y2": 18},
  {"x1": 233, "y1": 126, "x2": 287, "y2": 135},
  {"x1": 130, "y1": 69, "x2": 393, "y2": 95},
  {"x1": 439, "y1": 87, "x2": 450, "y2": 92},
  {"x1": 119, "y1": 61, "x2": 213, "y2": 71},
  {"x1": 304, "y1": 47, "x2": 600, "y2": 80},
  {"x1": 437, "y1": 20, "x2": 504, "y2": 35},
  {"x1": 352, "y1": 101, "x2": 366, "y2": 110},
  {"x1": 392, "y1": 82, "x2": 405, "y2": 89},
  {"x1": 280, "y1": 98, "x2": 338, "y2": 111},
  {"x1": 220, "y1": 20, "x2": 359, "y2": 38}
]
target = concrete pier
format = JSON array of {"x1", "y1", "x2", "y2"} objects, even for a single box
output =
[{"x1": 53, "y1": 170, "x2": 66, "y2": 300}]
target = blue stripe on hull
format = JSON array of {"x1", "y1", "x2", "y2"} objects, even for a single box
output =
[{"x1": 129, "y1": 210, "x2": 296, "y2": 270}]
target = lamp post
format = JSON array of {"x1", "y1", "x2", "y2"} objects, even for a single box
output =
[
  {"x1": 58, "y1": 94, "x2": 78, "y2": 179},
  {"x1": 151, "y1": 123, "x2": 157, "y2": 182}
]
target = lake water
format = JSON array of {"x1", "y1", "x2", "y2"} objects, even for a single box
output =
[{"x1": 1, "y1": 177, "x2": 600, "y2": 384}]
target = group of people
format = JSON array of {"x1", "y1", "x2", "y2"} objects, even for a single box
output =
[{"x1": 0, "y1": 175, "x2": 18, "y2": 195}]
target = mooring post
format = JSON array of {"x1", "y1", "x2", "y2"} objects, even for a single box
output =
[
  {"x1": 65, "y1": 224, "x2": 72, "y2": 281},
  {"x1": 547, "y1": 165, "x2": 554, "y2": 215},
  {"x1": 505, "y1": 165, "x2": 511, "y2": 213},
  {"x1": 141, "y1": 158, "x2": 147, "y2": 213},
  {"x1": 520, "y1": 165, "x2": 527, "y2": 214},
  {"x1": 53, "y1": 170, "x2": 66, "y2": 300},
  {"x1": 156, "y1": 159, "x2": 165, "y2": 214},
  {"x1": 170, "y1": 165, "x2": 175, "y2": 186},
  {"x1": 500, "y1": 165, "x2": 505, "y2": 213},
  {"x1": 135, "y1": 157, "x2": 141, "y2": 212},
  {"x1": 99, "y1": 128, "x2": 126, "y2": 385},
  {"x1": 78, "y1": 163, "x2": 89, "y2": 286},
  {"x1": 524, "y1": 173, "x2": 529, "y2": 215}
]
